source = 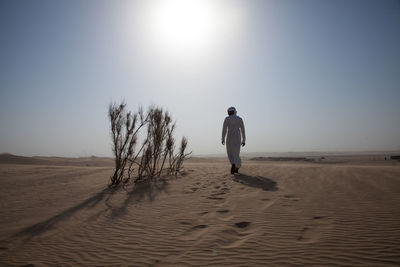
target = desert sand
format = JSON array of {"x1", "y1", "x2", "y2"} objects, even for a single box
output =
[{"x1": 1, "y1": 154, "x2": 400, "y2": 266}]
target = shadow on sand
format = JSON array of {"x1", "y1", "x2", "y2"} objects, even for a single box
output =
[
  {"x1": 10, "y1": 179, "x2": 169, "y2": 242},
  {"x1": 233, "y1": 173, "x2": 278, "y2": 191},
  {"x1": 110, "y1": 179, "x2": 168, "y2": 218}
]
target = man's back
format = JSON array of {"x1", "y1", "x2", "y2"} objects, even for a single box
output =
[
  {"x1": 222, "y1": 114, "x2": 246, "y2": 147},
  {"x1": 221, "y1": 106, "x2": 246, "y2": 173},
  {"x1": 224, "y1": 115, "x2": 244, "y2": 137}
]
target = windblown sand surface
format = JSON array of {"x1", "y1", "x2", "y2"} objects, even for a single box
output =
[{"x1": 1, "y1": 156, "x2": 400, "y2": 266}]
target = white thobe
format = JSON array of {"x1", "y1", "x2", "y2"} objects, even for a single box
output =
[{"x1": 222, "y1": 115, "x2": 246, "y2": 168}]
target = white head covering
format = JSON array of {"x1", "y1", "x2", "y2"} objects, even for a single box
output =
[{"x1": 227, "y1": 106, "x2": 237, "y2": 115}]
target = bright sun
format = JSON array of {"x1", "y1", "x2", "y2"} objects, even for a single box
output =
[
  {"x1": 146, "y1": 0, "x2": 221, "y2": 55},
  {"x1": 133, "y1": 0, "x2": 244, "y2": 61}
]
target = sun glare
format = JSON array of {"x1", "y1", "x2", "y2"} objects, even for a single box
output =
[
  {"x1": 150, "y1": 0, "x2": 217, "y2": 54},
  {"x1": 134, "y1": 0, "x2": 245, "y2": 59},
  {"x1": 131, "y1": 0, "x2": 244, "y2": 63},
  {"x1": 158, "y1": 0, "x2": 216, "y2": 50}
]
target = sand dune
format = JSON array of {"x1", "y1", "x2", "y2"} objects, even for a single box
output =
[
  {"x1": 0, "y1": 153, "x2": 114, "y2": 167},
  {"x1": 1, "y1": 157, "x2": 400, "y2": 266}
]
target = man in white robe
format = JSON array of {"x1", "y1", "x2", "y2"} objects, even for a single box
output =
[{"x1": 222, "y1": 107, "x2": 246, "y2": 174}]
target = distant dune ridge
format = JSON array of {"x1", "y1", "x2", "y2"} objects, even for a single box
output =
[
  {"x1": 0, "y1": 154, "x2": 400, "y2": 266},
  {"x1": 2, "y1": 151, "x2": 399, "y2": 166},
  {"x1": 0, "y1": 153, "x2": 114, "y2": 167}
]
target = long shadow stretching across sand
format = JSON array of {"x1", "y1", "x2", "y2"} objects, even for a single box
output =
[
  {"x1": 10, "y1": 179, "x2": 169, "y2": 242},
  {"x1": 10, "y1": 187, "x2": 117, "y2": 241},
  {"x1": 233, "y1": 173, "x2": 278, "y2": 191}
]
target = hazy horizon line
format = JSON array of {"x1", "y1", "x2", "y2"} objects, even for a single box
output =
[{"x1": 2, "y1": 150, "x2": 400, "y2": 159}]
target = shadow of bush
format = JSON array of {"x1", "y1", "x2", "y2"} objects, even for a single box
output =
[
  {"x1": 9, "y1": 178, "x2": 169, "y2": 241},
  {"x1": 10, "y1": 187, "x2": 117, "y2": 241},
  {"x1": 110, "y1": 178, "x2": 169, "y2": 218}
]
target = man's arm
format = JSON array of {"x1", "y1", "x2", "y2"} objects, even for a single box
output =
[
  {"x1": 222, "y1": 118, "x2": 228, "y2": 145},
  {"x1": 240, "y1": 118, "x2": 246, "y2": 146}
]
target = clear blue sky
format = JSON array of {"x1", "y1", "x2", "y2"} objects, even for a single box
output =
[{"x1": 1, "y1": 0, "x2": 399, "y2": 157}]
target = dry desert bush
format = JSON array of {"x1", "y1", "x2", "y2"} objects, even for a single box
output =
[{"x1": 108, "y1": 102, "x2": 191, "y2": 187}]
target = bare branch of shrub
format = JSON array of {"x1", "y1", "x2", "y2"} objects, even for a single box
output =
[{"x1": 108, "y1": 102, "x2": 191, "y2": 187}]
